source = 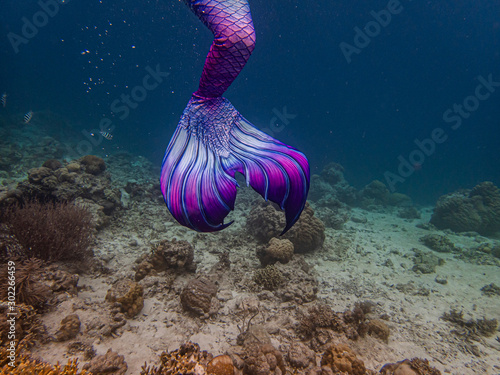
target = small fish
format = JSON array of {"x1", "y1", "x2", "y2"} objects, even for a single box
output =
[
  {"x1": 1, "y1": 93, "x2": 6, "y2": 108},
  {"x1": 23, "y1": 110, "x2": 33, "y2": 124},
  {"x1": 100, "y1": 131, "x2": 113, "y2": 140}
]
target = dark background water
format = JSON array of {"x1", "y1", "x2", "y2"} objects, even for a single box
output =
[{"x1": 1, "y1": 0, "x2": 499, "y2": 204}]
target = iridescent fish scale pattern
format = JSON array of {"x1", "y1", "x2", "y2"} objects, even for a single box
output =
[
  {"x1": 160, "y1": 0, "x2": 310, "y2": 233},
  {"x1": 178, "y1": 96, "x2": 238, "y2": 157},
  {"x1": 184, "y1": 0, "x2": 255, "y2": 98}
]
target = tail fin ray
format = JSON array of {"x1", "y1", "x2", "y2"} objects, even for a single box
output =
[{"x1": 160, "y1": 97, "x2": 309, "y2": 233}]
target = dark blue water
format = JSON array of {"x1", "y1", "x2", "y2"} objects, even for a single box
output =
[{"x1": 1, "y1": 0, "x2": 499, "y2": 204}]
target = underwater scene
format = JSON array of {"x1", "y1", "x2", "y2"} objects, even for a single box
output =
[{"x1": 1, "y1": 0, "x2": 500, "y2": 374}]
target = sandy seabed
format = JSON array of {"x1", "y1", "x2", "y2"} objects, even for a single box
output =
[{"x1": 28, "y1": 187, "x2": 500, "y2": 375}]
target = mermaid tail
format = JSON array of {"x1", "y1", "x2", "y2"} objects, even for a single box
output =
[{"x1": 161, "y1": 0, "x2": 310, "y2": 233}]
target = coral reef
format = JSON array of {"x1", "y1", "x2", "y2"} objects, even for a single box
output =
[
  {"x1": 247, "y1": 202, "x2": 325, "y2": 253},
  {"x1": 398, "y1": 206, "x2": 421, "y2": 220},
  {"x1": 240, "y1": 342, "x2": 286, "y2": 375},
  {"x1": 380, "y1": 358, "x2": 441, "y2": 375},
  {"x1": 480, "y1": 283, "x2": 500, "y2": 297},
  {"x1": 321, "y1": 343, "x2": 372, "y2": 375},
  {"x1": 85, "y1": 303, "x2": 127, "y2": 339},
  {"x1": 309, "y1": 163, "x2": 358, "y2": 205},
  {"x1": 0, "y1": 302, "x2": 46, "y2": 348},
  {"x1": 256, "y1": 238, "x2": 294, "y2": 266},
  {"x1": 0, "y1": 258, "x2": 52, "y2": 310},
  {"x1": 3, "y1": 200, "x2": 93, "y2": 261},
  {"x1": 285, "y1": 203, "x2": 325, "y2": 253},
  {"x1": 43, "y1": 158, "x2": 63, "y2": 170},
  {"x1": 359, "y1": 180, "x2": 412, "y2": 208},
  {"x1": 67, "y1": 342, "x2": 96, "y2": 361},
  {"x1": 140, "y1": 342, "x2": 213, "y2": 375},
  {"x1": 180, "y1": 277, "x2": 218, "y2": 316},
  {"x1": 287, "y1": 342, "x2": 316, "y2": 370},
  {"x1": 150, "y1": 239, "x2": 196, "y2": 271},
  {"x1": 419, "y1": 234, "x2": 459, "y2": 253},
  {"x1": 297, "y1": 302, "x2": 377, "y2": 348},
  {"x1": 206, "y1": 355, "x2": 235, "y2": 375},
  {"x1": 275, "y1": 257, "x2": 318, "y2": 303},
  {"x1": 322, "y1": 162, "x2": 347, "y2": 186},
  {"x1": 82, "y1": 348, "x2": 127, "y2": 375},
  {"x1": 430, "y1": 181, "x2": 500, "y2": 235},
  {"x1": 105, "y1": 280, "x2": 144, "y2": 318},
  {"x1": 55, "y1": 314, "x2": 81, "y2": 342},
  {"x1": 46, "y1": 268, "x2": 79, "y2": 295},
  {"x1": 0, "y1": 155, "x2": 123, "y2": 228},
  {"x1": 441, "y1": 309, "x2": 498, "y2": 339},
  {"x1": 0, "y1": 354, "x2": 88, "y2": 375},
  {"x1": 79, "y1": 155, "x2": 106, "y2": 175},
  {"x1": 252, "y1": 264, "x2": 285, "y2": 291},
  {"x1": 0, "y1": 115, "x2": 66, "y2": 181},
  {"x1": 135, "y1": 239, "x2": 196, "y2": 281},
  {"x1": 246, "y1": 202, "x2": 285, "y2": 243},
  {"x1": 475, "y1": 242, "x2": 500, "y2": 258},
  {"x1": 365, "y1": 319, "x2": 390, "y2": 343},
  {"x1": 315, "y1": 205, "x2": 351, "y2": 229}
]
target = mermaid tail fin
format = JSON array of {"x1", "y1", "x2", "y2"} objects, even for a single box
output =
[{"x1": 160, "y1": 96, "x2": 309, "y2": 233}]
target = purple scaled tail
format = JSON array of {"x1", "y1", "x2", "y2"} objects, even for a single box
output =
[{"x1": 161, "y1": 0, "x2": 310, "y2": 233}]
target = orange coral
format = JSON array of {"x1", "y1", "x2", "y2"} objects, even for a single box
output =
[
  {"x1": 207, "y1": 355, "x2": 235, "y2": 375},
  {"x1": 321, "y1": 344, "x2": 368, "y2": 375},
  {"x1": 0, "y1": 347, "x2": 88, "y2": 375}
]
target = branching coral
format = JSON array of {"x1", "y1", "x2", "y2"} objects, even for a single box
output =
[
  {"x1": 3, "y1": 200, "x2": 93, "y2": 261},
  {"x1": 252, "y1": 264, "x2": 285, "y2": 291},
  {"x1": 0, "y1": 347, "x2": 89, "y2": 375},
  {"x1": 140, "y1": 342, "x2": 213, "y2": 375},
  {"x1": 0, "y1": 258, "x2": 52, "y2": 310},
  {"x1": 0, "y1": 302, "x2": 46, "y2": 348}
]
